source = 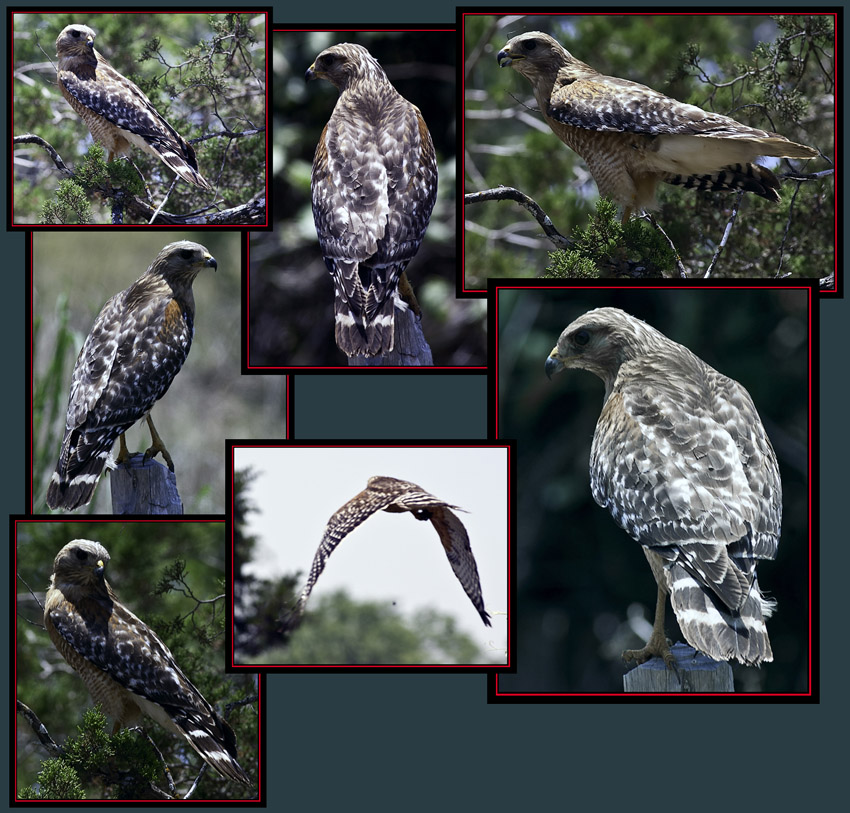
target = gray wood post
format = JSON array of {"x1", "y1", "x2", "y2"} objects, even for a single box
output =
[
  {"x1": 623, "y1": 643, "x2": 734, "y2": 692},
  {"x1": 111, "y1": 453, "x2": 183, "y2": 514}
]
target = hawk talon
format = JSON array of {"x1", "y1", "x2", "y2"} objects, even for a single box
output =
[
  {"x1": 623, "y1": 631, "x2": 676, "y2": 669},
  {"x1": 115, "y1": 433, "x2": 131, "y2": 466},
  {"x1": 142, "y1": 414, "x2": 175, "y2": 471},
  {"x1": 45, "y1": 242, "x2": 215, "y2": 510},
  {"x1": 547, "y1": 308, "x2": 780, "y2": 667}
]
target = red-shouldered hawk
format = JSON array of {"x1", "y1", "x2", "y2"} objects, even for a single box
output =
[
  {"x1": 44, "y1": 539, "x2": 250, "y2": 784},
  {"x1": 290, "y1": 476, "x2": 491, "y2": 627},
  {"x1": 497, "y1": 31, "x2": 818, "y2": 218},
  {"x1": 545, "y1": 308, "x2": 781, "y2": 666},
  {"x1": 46, "y1": 241, "x2": 216, "y2": 511},
  {"x1": 55, "y1": 24, "x2": 213, "y2": 191},
  {"x1": 307, "y1": 43, "x2": 438, "y2": 358}
]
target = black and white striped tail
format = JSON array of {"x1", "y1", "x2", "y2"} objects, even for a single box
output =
[
  {"x1": 664, "y1": 162, "x2": 782, "y2": 202},
  {"x1": 669, "y1": 565, "x2": 775, "y2": 666},
  {"x1": 46, "y1": 430, "x2": 118, "y2": 511}
]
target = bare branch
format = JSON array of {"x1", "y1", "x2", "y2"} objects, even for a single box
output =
[{"x1": 465, "y1": 186, "x2": 572, "y2": 248}]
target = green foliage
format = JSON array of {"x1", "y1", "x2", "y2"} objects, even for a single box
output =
[
  {"x1": 465, "y1": 14, "x2": 834, "y2": 280},
  {"x1": 13, "y1": 12, "x2": 266, "y2": 224},
  {"x1": 32, "y1": 296, "x2": 78, "y2": 503},
  {"x1": 259, "y1": 590, "x2": 486, "y2": 665},
  {"x1": 16, "y1": 523, "x2": 257, "y2": 798},
  {"x1": 40, "y1": 179, "x2": 92, "y2": 224},
  {"x1": 545, "y1": 199, "x2": 676, "y2": 278},
  {"x1": 19, "y1": 758, "x2": 87, "y2": 800},
  {"x1": 18, "y1": 707, "x2": 161, "y2": 800}
]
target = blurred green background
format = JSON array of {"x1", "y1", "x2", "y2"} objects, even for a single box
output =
[
  {"x1": 12, "y1": 12, "x2": 266, "y2": 224},
  {"x1": 497, "y1": 287, "x2": 809, "y2": 692},
  {"x1": 33, "y1": 232, "x2": 285, "y2": 514},
  {"x1": 464, "y1": 13, "x2": 834, "y2": 282},
  {"x1": 251, "y1": 29, "x2": 486, "y2": 366},
  {"x1": 15, "y1": 520, "x2": 258, "y2": 798}
]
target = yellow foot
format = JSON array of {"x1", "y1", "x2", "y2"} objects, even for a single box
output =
[
  {"x1": 142, "y1": 414, "x2": 175, "y2": 471},
  {"x1": 116, "y1": 433, "x2": 131, "y2": 466}
]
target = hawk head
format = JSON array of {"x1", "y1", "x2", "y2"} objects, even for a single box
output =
[
  {"x1": 305, "y1": 43, "x2": 384, "y2": 91},
  {"x1": 55, "y1": 24, "x2": 97, "y2": 61},
  {"x1": 50, "y1": 539, "x2": 111, "y2": 593}
]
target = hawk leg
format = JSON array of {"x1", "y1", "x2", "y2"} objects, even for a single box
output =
[
  {"x1": 398, "y1": 272, "x2": 421, "y2": 318},
  {"x1": 623, "y1": 584, "x2": 676, "y2": 668},
  {"x1": 116, "y1": 433, "x2": 131, "y2": 466},
  {"x1": 142, "y1": 414, "x2": 175, "y2": 471}
]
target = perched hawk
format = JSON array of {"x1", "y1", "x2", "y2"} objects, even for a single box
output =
[
  {"x1": 545, "y1": 308, "x2": 781, "y2": 666},
  {"x1": 290, "y1": 476, "x2": 490, "y2": 628},
  {"x1": 307, "y1": 43, "x2": 438, "y2": 357},
  {"x1": 46, "y1": 241, "x2": 217, "y2": 511},
  {"x1": 55, "y1": 24, "x2": 213, "y2": 191},
  {"x1": 43, "y1": 539, "x2": 250, "y2": 784},
  {"x1": 497, "y1": 31, "x2": 818, "y2": 217}
]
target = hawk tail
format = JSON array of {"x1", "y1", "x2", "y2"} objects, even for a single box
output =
[
  {"x1": 171, "y1": 707, "x2": 251, "y2": 784},
  {"x1": 669, "y1": 566, "x2": 775, "y2": 666},
  {"x1": 332, "y1": 269, "x2": 398, "y2": 358},
  {"x1": 664, "y1": 163, "x2": 782, "y2": 202},
  {"x1": 46, "y1": 430, "x2": 116, "y2": 510},
  {"x1": 144, "y1": 134, "x2": 213, "y2": 191}
]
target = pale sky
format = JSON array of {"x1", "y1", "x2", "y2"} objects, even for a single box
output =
[{"x1": 235, "y1": 445, "x2": 508, "y2": 659}]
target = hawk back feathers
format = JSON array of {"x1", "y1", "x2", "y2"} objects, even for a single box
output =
[
  {"x1": 308, "y1": 43, "x2": 438, "y2": 357},
  {"x1": 548, "y1": 307, "x2": 781, "y2": 665}
]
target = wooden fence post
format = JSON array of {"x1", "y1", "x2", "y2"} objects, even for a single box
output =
[
  {"x1": 623, "y1": 643, "x2": 734, "y2": 693},
  {"x1": 111, "y1": 453, "x2": 183, "y2": 514}
]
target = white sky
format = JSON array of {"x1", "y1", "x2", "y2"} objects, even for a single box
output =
[{"x1": 235, "y1": 446, "x2": 508, "y2": 659}]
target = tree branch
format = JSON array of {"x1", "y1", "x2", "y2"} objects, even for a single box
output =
[{"x1": 465, "y1": 186, "x2": 572, "y2": 248}]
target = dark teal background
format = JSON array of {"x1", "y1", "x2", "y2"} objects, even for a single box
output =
[{"x1": 5, "y1": 3, "x2": 846, "y2": 810}]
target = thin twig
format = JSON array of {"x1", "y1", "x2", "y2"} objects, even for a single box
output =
[
  {"x1": 704, "y1": 191, "x2": 744, "y2": 278},
  {"x1": 644, "y1": 214, "x2": 689, "y2": 278}
]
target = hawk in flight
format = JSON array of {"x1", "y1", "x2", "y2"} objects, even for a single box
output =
[
  {"x1": 46, "y1": 241, "x2": 216, "y2": 511},
  {"x1": 545, "y1": 307, "x2": 781, "y2": 666},
  {"x1": 307, "y1": 43, "x2": 438, "y2": 358},
  {"x1": 43, "y1": 539, "x2": 250, "y2": 784},
  {"x1": 55, "y1": 24, "x2": 213, "y2": 190},
  {"x1": 497, "y1": 31, "x2": 818, "y2": 217},
  {"x1": 291, "y1": 476, "x2": 491, "y2": 628}
]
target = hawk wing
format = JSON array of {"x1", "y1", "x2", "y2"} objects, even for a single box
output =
[
  {"x1": 289, "y1": 476, "x2": 490, "y2": 628},
  {"x1": 44, "y1": 539, "x2": 250, "y2": 784},
  {"x1": 55, "y1": 24, "x2": 213, "y2": 191}
]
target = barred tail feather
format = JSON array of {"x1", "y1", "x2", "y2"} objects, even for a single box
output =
[
  {"x1": 334, "y1": 288, "x2": 397, "y2": 357},
  {"x1": 664, "y1": 162, "x2": 782, "y2": 202},
  {"x1": 46, "y1": 431, "x2": 117, "y2": 510},
  {"x1": 135, "y1": 133, "x2": 213, "y2": 191},
  {"x1": 669, "y1": 566, "x2": 774, "y2": 666},
  {"x1": 173, "y1": 713, "x2": 250, "y2": 784}
]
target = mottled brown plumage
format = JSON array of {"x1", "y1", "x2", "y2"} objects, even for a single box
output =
[
  {"x1": 291, "y1": 476, "x2": 491, "y2": 627},
  {"x1": 498, "y1": 31, "x2": 817, "y2": 216},
  {"x1": 307, "y1": 43, "x2": 438, "y2": 357},
  {"x1": 46, "y1": 241, "x2": 216, "y2": 511},
  {"x1": 55, "y1": 24, "x2": 213, "y2": 191},
  {"x1": 44, "y1": 539, "x2": 250, "y2": 783},
  {"x1": 546, "y1": 308, "x2": 781, "y2": 666}
]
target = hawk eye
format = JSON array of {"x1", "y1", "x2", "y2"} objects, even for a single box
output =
[
  {"x1": 71, "y1": 30, "x2": 81, "y2": 38},
  {"x1": 180, "y1": 249, "x2": 194, "y2": 260},
  {"x1": 574, "y1": 329, "x2": 590, "y2": 346},
  {"x1": 525, "y1": 39, "x2": 538, "y2": 52},
  {"x1": 74, "y1": 548, "x2": 88, "y2": 560}
]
